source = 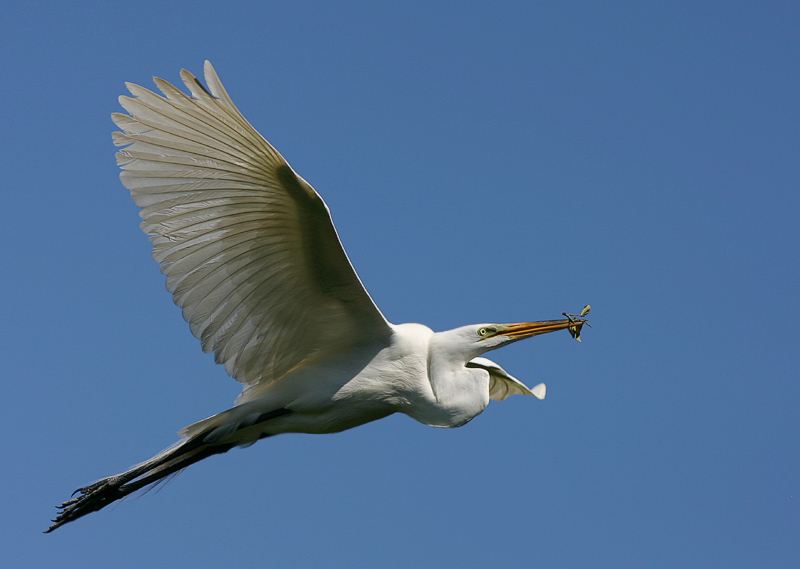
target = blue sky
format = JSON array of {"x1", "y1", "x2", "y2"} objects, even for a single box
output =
[{"x1": 3, "y1": 1, "x2": 798, "y2": 567}]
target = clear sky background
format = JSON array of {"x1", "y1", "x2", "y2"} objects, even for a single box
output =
[{"x1": 3, "y1": 1, "x2": 798, "y2": 567}]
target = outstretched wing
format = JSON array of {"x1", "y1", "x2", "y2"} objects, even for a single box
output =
[
  {"x1": 467, "y1": 357, "x2": 546, "y2": 401},
  {"x1": 113, "y1": 61, "x2": 392, "y2": 388}
]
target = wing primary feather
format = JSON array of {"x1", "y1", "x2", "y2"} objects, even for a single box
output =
[{"x1": 115, "y1": 62, "x2": 391, "y2": 389}]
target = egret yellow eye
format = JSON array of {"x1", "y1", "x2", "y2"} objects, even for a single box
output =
[{"x1": 478, "y1": 327, "x2": 496, "y2": 338}]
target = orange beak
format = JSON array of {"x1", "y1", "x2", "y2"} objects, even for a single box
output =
[{"x1": 499, "y1": 318, "x2": 586, "y2": 341}]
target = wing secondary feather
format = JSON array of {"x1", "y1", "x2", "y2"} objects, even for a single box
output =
[{"x1": 113, "y1": 61, "x2": 391, "y2": 389}]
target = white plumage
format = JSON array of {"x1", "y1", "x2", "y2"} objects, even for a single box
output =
[{"x1": 47, "y1": 62, "x2": 587, "y2": 532}]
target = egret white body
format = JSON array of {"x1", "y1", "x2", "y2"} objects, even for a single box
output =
[{"x1": 47, "y1": 62, "x2": 587, "y2": 532}]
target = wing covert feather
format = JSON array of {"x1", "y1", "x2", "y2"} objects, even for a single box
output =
[{"x1": 114, "y1": 61, "x2": 391, "y2": 388}]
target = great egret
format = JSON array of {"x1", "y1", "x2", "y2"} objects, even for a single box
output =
[{"x1": 47, "y1": 62, "x2": 588, "y2": 532}]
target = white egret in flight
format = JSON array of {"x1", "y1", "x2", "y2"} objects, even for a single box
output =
[{"x1": 47, "y1": 62, "x2": 589, "y2": 532}]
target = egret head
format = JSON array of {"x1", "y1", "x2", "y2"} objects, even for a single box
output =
[
  {"x1": 476, "y1": 319, "x2": 584, "y2": 351},
  {"x1": 436, "y1": 317, "x2": 586, "y2": 364}
]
